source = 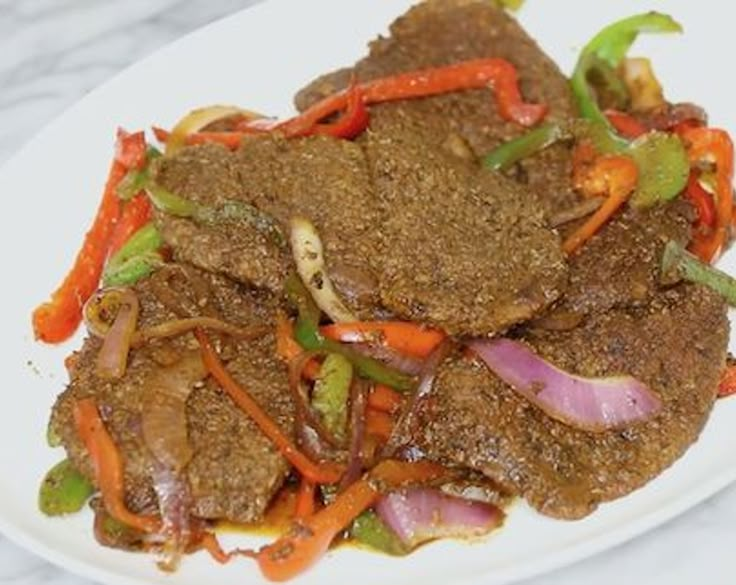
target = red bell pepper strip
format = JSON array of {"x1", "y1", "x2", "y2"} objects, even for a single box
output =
[
  {"x1": 254, "y1": 460, "x2": 447, "y2": 582},
  {"x1": 32, "y1": 157, "x2": 125, "y2": 343},
  {"x1": 680, "y1": 127, "x2": 735, "y2": 264},
  {"x1": 672, "y1": 118, "x2": 703, "y2": 137},
  {"x1": 73, "y1": 397, "x2": 161, "y2": 533},
  {"x1": 301, "y1": 86, "x2": 369, "y2": 140},
  {"x1": 114, "y1": 129, "x2": 147, "y2": 171},
  {"x1": 107, "y1": 193, "x2": 153, "y2": 258},
  {"x1": 154, "y1": 59, "x2": 546, "y2": 150},
  {"x1": 604, "y1": 109, "x2": 647, "y2": 140},
  {"x1": 279, "y1": 58, "x2": 547, "y2": 137},
  {"x1": 196, "y1": 329, "x2": 344, "y2": 484},
  {"x1": 718, "y1": 365, "x2": 736, "y2": 398},
  {"x1": 320, "y1": 321, "x2": 446, "y2": 359}
]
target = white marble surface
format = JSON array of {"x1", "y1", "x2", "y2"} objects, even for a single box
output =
[{"x1": 1, "y1": 1, "x2": 734, "y2": 584}]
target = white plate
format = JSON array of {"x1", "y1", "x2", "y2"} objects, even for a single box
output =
[{"x1": 1, "y1": 0, "x2": 735, "y2": 584}]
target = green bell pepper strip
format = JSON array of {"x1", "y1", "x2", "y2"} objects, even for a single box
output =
[
  {"x1": 285, "y1": 274, "x2": 415, "y2": 392},
  {"x1": 145, "y1": 183, "x2": 200, "y2": 217},
  {"x1": 145, "y1": 184, "x2": 285, "y2": 247},
  {"x1": 312, "y1": 354, "x2": 353, "y2": 442},
  {"x1": 351, "y1": 510, "x2": 410, "y2": 556},
  {"x1": 103, "y1": 222, "x2": 163, "y2": 287},
  {"x1": 39, "y1": 459, "x2": 95, "y2": 516},
  {"x1": 484, "y1": 13, "x2": 688, "y2": 209},
  {"x1": 660, "y1": 241, "x2": 736, "y2": 305},
  {"x1": 570, "y1": 13, "x2": 688, "y2": 207},
  {"x1": 570, "y1": 12, "x2": 682, "y2": 133},
  {"x1": 483, "y1": 123, "x2": 569, "y2": 171},
  {"x1": 628, "y1": 132, "x2": 689, "y2": 208},
  {"x1": 117, "y1": 147, "x2": 161, "y2": 200}
]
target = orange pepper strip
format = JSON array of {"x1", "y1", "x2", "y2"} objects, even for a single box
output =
[
  {"x1": 196, "y1": 329, "x2": 343, "y2": 484},
  {"x1": 279, "y1": 58, "x2": 547, "y2": 137},
  {"x1": 275, "y1": 312, "x2": 320, "y2": 380},
  {"x1": 32, "y1": 158, "x2": 125, "y2": 343},
  {"x1": 73, "y1": 398, "x2": 160, "y2": 533},
  {"x1": 320, "y1": 322, "x2": 446, "y2": 359},
  {"x1": 107, "y1": 193, "x2": 153, "y2": 257},
  {"x1": 199, "y1": 532, "x2": 232, "y2": 564},
  {"x1": 680, "y1": 127, "x2": 735, "y2": 264},
  {"x1": 255, "y1": 460, "x2": 447, "y2": 582},
  {"x1": 367, "y1": 384, "x2": 403, "y2": 414},
  {"x1": 718, "y1": 365, "x2": 736, "y2": 398},
  {"x1": 365, "y1": 409, "x2": 395, "y2": 442},
  {"x1": 563, "y1": 155, "x2": 639, "y2": 255},
  {"x1": 294, "y1": 479, "x2": 316, "y2": 519}
]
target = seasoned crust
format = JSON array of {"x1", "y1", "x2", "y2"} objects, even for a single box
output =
[{"x1": 390, "y1": 284, "x2": 728, "y2": 519}]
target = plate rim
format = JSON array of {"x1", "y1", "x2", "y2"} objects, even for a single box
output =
[{"x1": 1, "y1": 1, "x2": 734, "y2": 584}]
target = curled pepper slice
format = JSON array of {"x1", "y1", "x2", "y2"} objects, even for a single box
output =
[{"x1": 571, "y1": 12, "x2": 682, "y2": 133}]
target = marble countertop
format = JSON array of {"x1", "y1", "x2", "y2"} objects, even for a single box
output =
[{"x1": 1, "y1": 1, "x2": 733, "y2": 584}]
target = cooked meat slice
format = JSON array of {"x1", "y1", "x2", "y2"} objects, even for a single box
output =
[
  {"x1": 295, "y1": 0, "x2": 578, "y2": 212},
  {"x1": 186, "y1": 338, "x2": 294, "y2": 521},
  {"x1": 297, "y1": 1, "x2": 571, "y2": 333},
  {"x1": 156, "y1": 132, "x2": 566, "y2": 334},
  {"x1": 235, "y1": 134, "x2": 383, "y2": 311},
  {"x1": 390, "y1": 284, "x2": 728, "y2": 519},
  {"x1": 153, "y1": 1, "x2": 574, "y2": 334},
  {"x1": 364, "y1": 126, "x2": 567, "y2": 335},
  {"x1": 153, "y1": 137, "x2": 384, "y2": 319},
  {"x1": 544, "y1": 199, "x2": 692, "y2": 321},
  {"x1": 154, "y1": 143, "x2": 288, "y2": 292},
  {"x1": 49, "y1": 265, "x2": 294, "y2": 523}
]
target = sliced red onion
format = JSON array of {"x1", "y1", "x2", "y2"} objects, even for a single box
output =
[
  {"x1": 92, "y1": 288, "x2": 140, "y2": 379},
  {"x1": 645, "y1": 102, "x2": 708, "y2": 132},
  {"x1": 375, "y1": 488, "x2": 503, "y2": 548},
  {"x1": 150, "y1": 463, "x2": 194, "y2": 572},
  {"x1": 340, "y1": 380, "x2": 367, "y2": 491},
  {"x1": 468, "y1": 338, "x2": 662, "y2": 432},
  {"x1": 141, "y1": 352, "x2": 206, "y2": 472},
  {"x1": 387, "y1": 339, "x2": 454, "y2": 459}
]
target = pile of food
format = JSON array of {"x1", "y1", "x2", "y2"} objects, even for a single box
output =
[{"x1": 35, "y1": 0, "x2": 736, "y2": 580}]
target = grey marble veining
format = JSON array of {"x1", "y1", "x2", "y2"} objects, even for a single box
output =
[{"x1": 1, "y1": 1, "x2": 734, "y2": 584}]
